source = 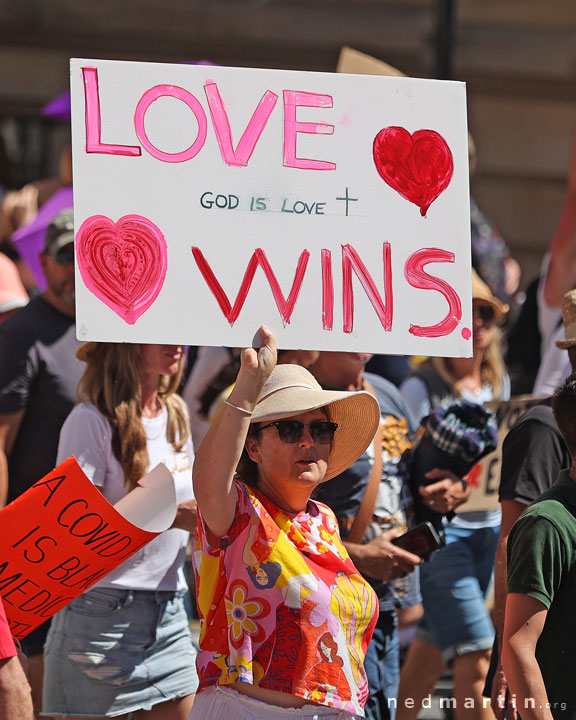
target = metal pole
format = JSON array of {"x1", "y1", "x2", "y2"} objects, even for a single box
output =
[{"x1": 435, "y1": 0, "x2": 455, "y2": 80}]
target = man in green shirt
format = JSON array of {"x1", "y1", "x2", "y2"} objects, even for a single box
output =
[{"x1": 502, "y1": 374, "x2": 576, "y2": 719}]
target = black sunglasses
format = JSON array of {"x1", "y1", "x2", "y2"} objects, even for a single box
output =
[
  {"x1": 473, "y1": 304, "x2": 496, "y2": 324},
  {"x1": 51, "y1": 246, "x2": 75, "y2": 266},
  {"x1": 255, "y1": 420, "x2": 338, "y2": 445}
]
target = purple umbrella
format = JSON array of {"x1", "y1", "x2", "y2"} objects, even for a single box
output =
[
  {"x1": 41, "y1": 91, "x2": 71, "y2": 122},
  {"x1": 12, "y1": 186, "x2": 73, "y2": 291}
]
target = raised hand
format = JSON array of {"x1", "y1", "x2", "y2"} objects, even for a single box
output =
[
  {"x1": 234, "y1": 324, "x2": 278, "y2": 407},
  {"x1": 240, "y1": 324, "x2": 278, "y2": 378}
]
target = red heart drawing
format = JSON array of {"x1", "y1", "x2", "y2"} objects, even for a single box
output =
[
  {"x1": 76, "y1": 214, "x2": 167, "y2": 325},
  {"x1": 373, "y1": 127, "x2": 454, "y2": 216}
]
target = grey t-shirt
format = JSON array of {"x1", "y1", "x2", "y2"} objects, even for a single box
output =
[{"x1": 0, "y1": 297, "x2": 83, "y2": 502}]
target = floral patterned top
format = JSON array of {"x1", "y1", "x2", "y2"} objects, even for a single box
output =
[{"x1": 193, "y1": 479, "x2": 378, "y2": 716}]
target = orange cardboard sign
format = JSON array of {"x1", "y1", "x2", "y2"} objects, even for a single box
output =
[{"x1": 0, "y1": 457, "x2": 174, "y2": 639}]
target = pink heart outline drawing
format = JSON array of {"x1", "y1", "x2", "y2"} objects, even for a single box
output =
[
  {"x1": 373, "y1": 127, "x2": 454, "y2": 216},
  {"x1": 76, "y1": 214, "x2": 168, "y2": 325}
]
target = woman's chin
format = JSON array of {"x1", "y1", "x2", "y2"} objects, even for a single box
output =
[
  {"x1": 296, "y1": 465, "x2": 327, "y2": 485},
  {"x1": 472, "y1": 330, "x2": 492, "y2": 349}
]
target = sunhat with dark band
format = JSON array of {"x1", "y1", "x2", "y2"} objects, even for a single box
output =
[
  {"x1": 471, "y1": 269, "x2": 508, "y2": 322},
  {"x1": 251, "y1": 364, "x2": 380, "y2": 480}
]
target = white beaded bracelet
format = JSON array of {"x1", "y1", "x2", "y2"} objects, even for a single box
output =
[{"x1": 224, "y1": 400, "x2": 254, "y2": 416}]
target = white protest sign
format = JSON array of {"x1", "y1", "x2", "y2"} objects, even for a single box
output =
[{"x1": 70, "y1": 58, "x2": 472, "y2": 354}]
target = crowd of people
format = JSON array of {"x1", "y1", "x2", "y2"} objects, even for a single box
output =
[{"x1": 0, "y1": 118, "x2": 575, "y2": 720}]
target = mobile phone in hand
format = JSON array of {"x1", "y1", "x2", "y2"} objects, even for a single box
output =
[{"x1": 391, "y1": 522, "x2": 445, "y2": 560}]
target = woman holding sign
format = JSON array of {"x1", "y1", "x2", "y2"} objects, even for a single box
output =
[
  {"x1": 43, "y1": 343, "x2": 198, "y2": 719},
  {"x1": 190, "y1": 325, "x2": 380, "y2": 719}
]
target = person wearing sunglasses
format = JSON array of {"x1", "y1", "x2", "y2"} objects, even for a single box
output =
[
  {"x1": 397, "y1": 270, "x2": 510, "y2": 720},
  {"x1": 191, "y1": 326, "x2": 383, "y2": 719}
]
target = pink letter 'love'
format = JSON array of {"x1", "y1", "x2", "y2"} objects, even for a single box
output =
[
  {"x1": 134, "y1": 85, "x2": 208, "y2": 163},
  {"x1": 83, "y1": 68, "x2": 141, "y2": 157},
  {"x1": 283, "y1": 91, "x2": 336, "y2": 171},
  {"x1": 204, "y1": 81, "x2": 279, "y2": 166}
]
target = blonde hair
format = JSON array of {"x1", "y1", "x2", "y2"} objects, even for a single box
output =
[
  {"x1": 77, "y1": 343, "x2": 189, "y2": 489},
  {"x1": 429, "y1": 326, "x2": 506, "y2": 399}
]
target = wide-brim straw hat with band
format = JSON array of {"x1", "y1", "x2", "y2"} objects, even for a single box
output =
[
  {"x1": 471, "y1": 269, "x2": 509, "y2": 322},
  {"x1": 250, "y1": 364, "x2": 380, "y2": 481},
  {"x1": 556, "y1": 289, "x2": 576, "y2": 349}
]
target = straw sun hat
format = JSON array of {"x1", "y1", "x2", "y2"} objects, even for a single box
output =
[
  {"x1": 250, "y1": 364, "x2": 380, "y2": 480},
  {"x1": 471, "y1": 269, "x2": 508, "y2": 322}
]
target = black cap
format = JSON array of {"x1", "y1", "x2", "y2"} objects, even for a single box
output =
[{"x1": 44, "y1": 209, "x2": 74, "y2": 255}]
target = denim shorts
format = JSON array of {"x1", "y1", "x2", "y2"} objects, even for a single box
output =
[
  {"x1": 364, "y1": 611, "x2": 399, "y2": 720},
  {"x1": 42, "y1": 587, "x2": 198, "y2": 718},
  {"x1": 189, "y1": 686, "x2": 361, "y2": 719},
  {"x1": 415, "y1": 525, "x2": 499, "y2": 662}
]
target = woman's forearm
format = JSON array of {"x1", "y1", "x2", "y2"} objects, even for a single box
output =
[
  {"x1": 192, "y1": 327, "x2": 276, "y2": 538},
  {"x1": 192, "y1": 379, "x2": 257, "y2": 538}
]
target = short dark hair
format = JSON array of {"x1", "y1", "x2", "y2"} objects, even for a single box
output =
[{"x1": 552, "y1": 373, "x2": 576, "y2": 457}]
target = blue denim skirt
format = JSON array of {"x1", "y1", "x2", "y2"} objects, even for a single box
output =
[
  {"x1": 416, "y1": 525, "x2": 499, "y2": 662},
  {"x1": 42, "y1": 587, "x2": 198, "y2": 718}
]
